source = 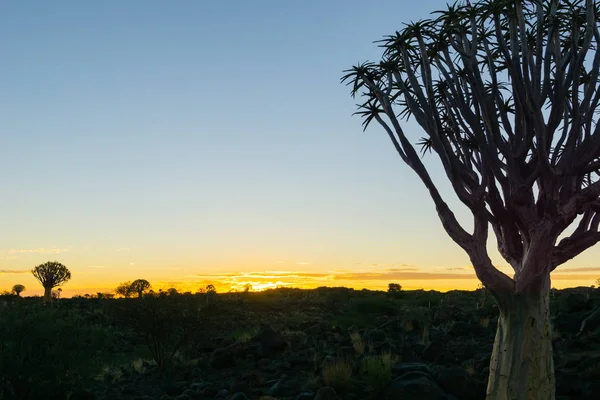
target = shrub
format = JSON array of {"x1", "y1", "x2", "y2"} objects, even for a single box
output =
[
  {"x1": 108, "y1": 295, "x2": 203, "y2": 372},
  {"x1": 0, "y1": 303, "x2": 113, "y2": 399}
]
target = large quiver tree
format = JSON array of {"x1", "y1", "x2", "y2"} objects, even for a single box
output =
[
  {"x1": 130, "y1": 279, "x2": 151, "y2": 298},
  {"x1": 342, "y1": 0, "x2": 600, "y2": 399},
  {"x1": 32, "y1": 261, "x2": 71, "y2": 303}
]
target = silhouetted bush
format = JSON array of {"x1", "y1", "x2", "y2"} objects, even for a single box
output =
[
  {"x1": 108, "y1": 295, "x2": 204, "y2": 372},
  {"x1": 0, "y1": 302, "x2": 113, "y2": 399}
]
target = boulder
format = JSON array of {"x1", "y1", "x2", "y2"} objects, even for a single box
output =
[
  {"x1": 384, "y1": 371, "x2": 452, "y2": 400},
  {"x1": 314, "y1": 386, "x2": 341, "y2": 400}
]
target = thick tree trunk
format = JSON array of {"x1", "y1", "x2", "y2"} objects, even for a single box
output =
[
  {"x1": 486, "y1": 274, "x2": 554, "y2": 400},
  {"x1": 43, "y1": 286, "x2": 52, "y2": 303}
]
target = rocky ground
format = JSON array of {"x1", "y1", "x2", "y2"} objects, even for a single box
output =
[{"x1": 2, "y1": 286, "x2": 600, "y2": 400}]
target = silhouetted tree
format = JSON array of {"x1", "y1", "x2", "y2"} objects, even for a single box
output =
[
  {"x1": 130, "y1": 279, "x2": 151, "y2": 298},
  {"x1": 387, "y1": 283, "x2": 402, "y2": 293},
  {"x1": 167, "y1": 287, "x2": 179, "y2": 296},
  {"x1": 32, "y1": 261, "x2": 71, "y2": 303},
  {"x1": 205, "y1": 284, "x2": 216, "y2": 304},
  {"x1": 343, "y1": 1, "x2": 600, "y2": 397},
  {"x1": 243, "y1": 283, "x2": 253, "y2": 293},
  {"x1": 115, "y1": 281, "x2": 133, "y2": 298},
  {"x1": 11, "y1": 284, "x2": 25, "y2": 297}
]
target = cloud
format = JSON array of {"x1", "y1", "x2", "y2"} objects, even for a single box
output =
[
  {"x1": 116, "y1": 248, "x2": 131, "y2": 252},
  {"x1": 555, "y1": 267, "x2": 600, "y2": 273},
  {"x1": 0, "y1": 269, "x2": 30, "y2": 274},
  {"x1": 6, "y1": 247, "x2": 69, "y2": 254},
  {"x1": 446, "y1": 267, "x2": 466, "y2": 271},
  {"x1": 296, "y1": 262, "x2": 311, "y2": 265},
  {"x1": 387, "y1": 267, "x2": 420, "y2": 272},
  {"x1": 332, "y1": 271, "x2": 477, "y2": 281}
]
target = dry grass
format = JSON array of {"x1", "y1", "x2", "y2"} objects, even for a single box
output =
[
  {"x1": 361, "y1": 352, "x2": 398, "y2": 390},
  {"x1": 480, "y1": 317, "x2": 490, "y2": 328},
  {"x1": 322, "y1": 359, "x2": 353, "y2": 392},
  {"x1": 350, "y1": 332, "x2": 365, "y2": 356}
]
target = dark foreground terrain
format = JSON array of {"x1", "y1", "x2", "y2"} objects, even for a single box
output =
[{"x1": 1, "y1": 286, "x2": 600, "y2": 400}]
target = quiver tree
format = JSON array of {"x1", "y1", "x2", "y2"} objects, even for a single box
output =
[
  {"x1": 32, "y1": 261, "x2": 71, "y2": 303},
  {"x1": 342, "y1": 0, "x2": 600, "y2": 398},
  {"x1": 130, "y1": 279, "x2": 151, "y2": 298},
  {"x1": 115, "y1": 281, "x2": 133, "y2": 298},
  {"x1": 11, "y1": 284, "x2": 25, "y2": 297}
]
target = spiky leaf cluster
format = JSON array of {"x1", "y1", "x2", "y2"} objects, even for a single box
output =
[
  {"x1": 343, "y1": 0, "x2": 600, "y2": 293},
  {"x1": 32, "y1": 261, "x2": 71, "y2": 289}
]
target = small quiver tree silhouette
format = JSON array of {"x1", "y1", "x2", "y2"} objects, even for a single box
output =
[
  {"x1": 32, "y1": 261, "x2": 71, "y2": 304},
  {"x1": 342, "y1": 0, "x2": 600, "y2": 398},
  {"x1": 115, "y1": 281, "x2": 133, "y2": 298},
  {"x1": 11, "y1": 284, "x2": 25, "y2": 297},
  {"x1": 387, "y1": 283, "x2": 402, "y2": 293},
  {"x1": 130, "y1": 279, "x2": 151, "y2": 298},
  {"x1": 205, "y1": 284, "x2": 216, "y2": 304}
]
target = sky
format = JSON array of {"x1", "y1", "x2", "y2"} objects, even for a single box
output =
[{"x1": 1, "y1": 0, "x2": 599, "y2": 297}]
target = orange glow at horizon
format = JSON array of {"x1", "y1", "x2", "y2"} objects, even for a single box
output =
[{"x1": 4, "y1": 267, "x2": 599, "y2": 298}]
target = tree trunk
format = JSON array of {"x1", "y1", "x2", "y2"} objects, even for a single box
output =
[
  {"x1": 486, "y1": 274, "x2": 555, "y2": 400},
  {"x1": 43, "y1": 286, "x2": 52, "y2": 303}
]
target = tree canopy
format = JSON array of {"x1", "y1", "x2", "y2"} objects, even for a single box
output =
[{"x1": 343, "y1": 0, "x2": 600, "y2": 298}]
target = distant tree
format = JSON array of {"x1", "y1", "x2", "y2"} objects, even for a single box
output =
[
  {"x1": 130, "y1": 279, "x2": 151, "y2": 298},
  {"x1": 205, "y1": 284, "x2": 216, "y2": 304},
  {"x1": 387, "y1": 283, "x2": 402, "y2": 293},
  {"x1": 243, "y1": 283, "x2": 253, "y2": 293},
  {"x1": 196, "y1": 288, "x2": 206, "y2": 294},
  {"x1": 11, "y1": 284, "x2": 25, "y2": 297},
  {"x1": 32, "y1": 261, "x2": 71, "y2": 303},
  {"x1": 115, "y1": 281, "x2": 133, "y2": 298},
  {"x1": 167, "y1": 287, "x2": 179, "y2": 296}
]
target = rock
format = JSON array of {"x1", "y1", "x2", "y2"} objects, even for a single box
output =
[
  {"x1": 214, "y1": 388, "x2": 228, "y2": 399},
  {"x1": 296, "y1": 392, "x2": 315, "y2": 400},
  {"x1": 267, "y1": 377, "x2": 306, "y2": 397},
  {"x1": 190, "y1": 382, "x2": 211, "y2": 391},
  {"x1": 384, "y1": 372, "x2": 450, "y2": 400},
  {"x1": 365, "y1": 329, "x2": 387, "y2": 343},
  {"x1": 305, "y1": 324, "x2": 321, "y2": 335},
  {"x1": 432, "y1": 366, "x2": 485, "y2": 400},
  {"x1": 69, "y1": 388, "x2": 96, "y2": 400},
  {"x1": 579, "y1": 306, "x2": 600, "y2": 335},
  {"x1": 448, "y1": 341, "x2": 479, "y2": 361},
  {"x1": 555, "y1": 370, "x2": 582, "y2": 397},
  {"x1": 582, "y1": 382, "x2": 600, "y2": 399},
  {"x1": 230, "y1": 381, "x2": 249, "y2": 394},
  {"x1": 392, "y1": 362, "x2": 435, "y2": 378},
  {"x1": 230, "y1": 393, "x2": 249, "y2": 400},
  {"x1": 314, "y1": 386, "x2": 341, "y2": 400},
  {"x1": 554, "y1": 310, "x2": 590, "y2": 335},
  {"x1": 288, "y1": 355, "x2": 312, "y2": 367},
  {"x1": 564, "y1": 292, "x2": 589, "y2": 313},
  {"x1": 209, "y1": 347, "x2": 236, "y2": 369},
  {"x1": 252, "y1": 324, "x2": 288, "y2": 357},
  {"x1": 448, "y1": 321, "x2": 471, "y2": 338},
  {"x1": 423, "y1": 342, "x2": 455, "y2": 364}
]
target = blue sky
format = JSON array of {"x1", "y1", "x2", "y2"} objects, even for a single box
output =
[{"x1": 1, "y1": 0, "x2": 598, "y2": 295}]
